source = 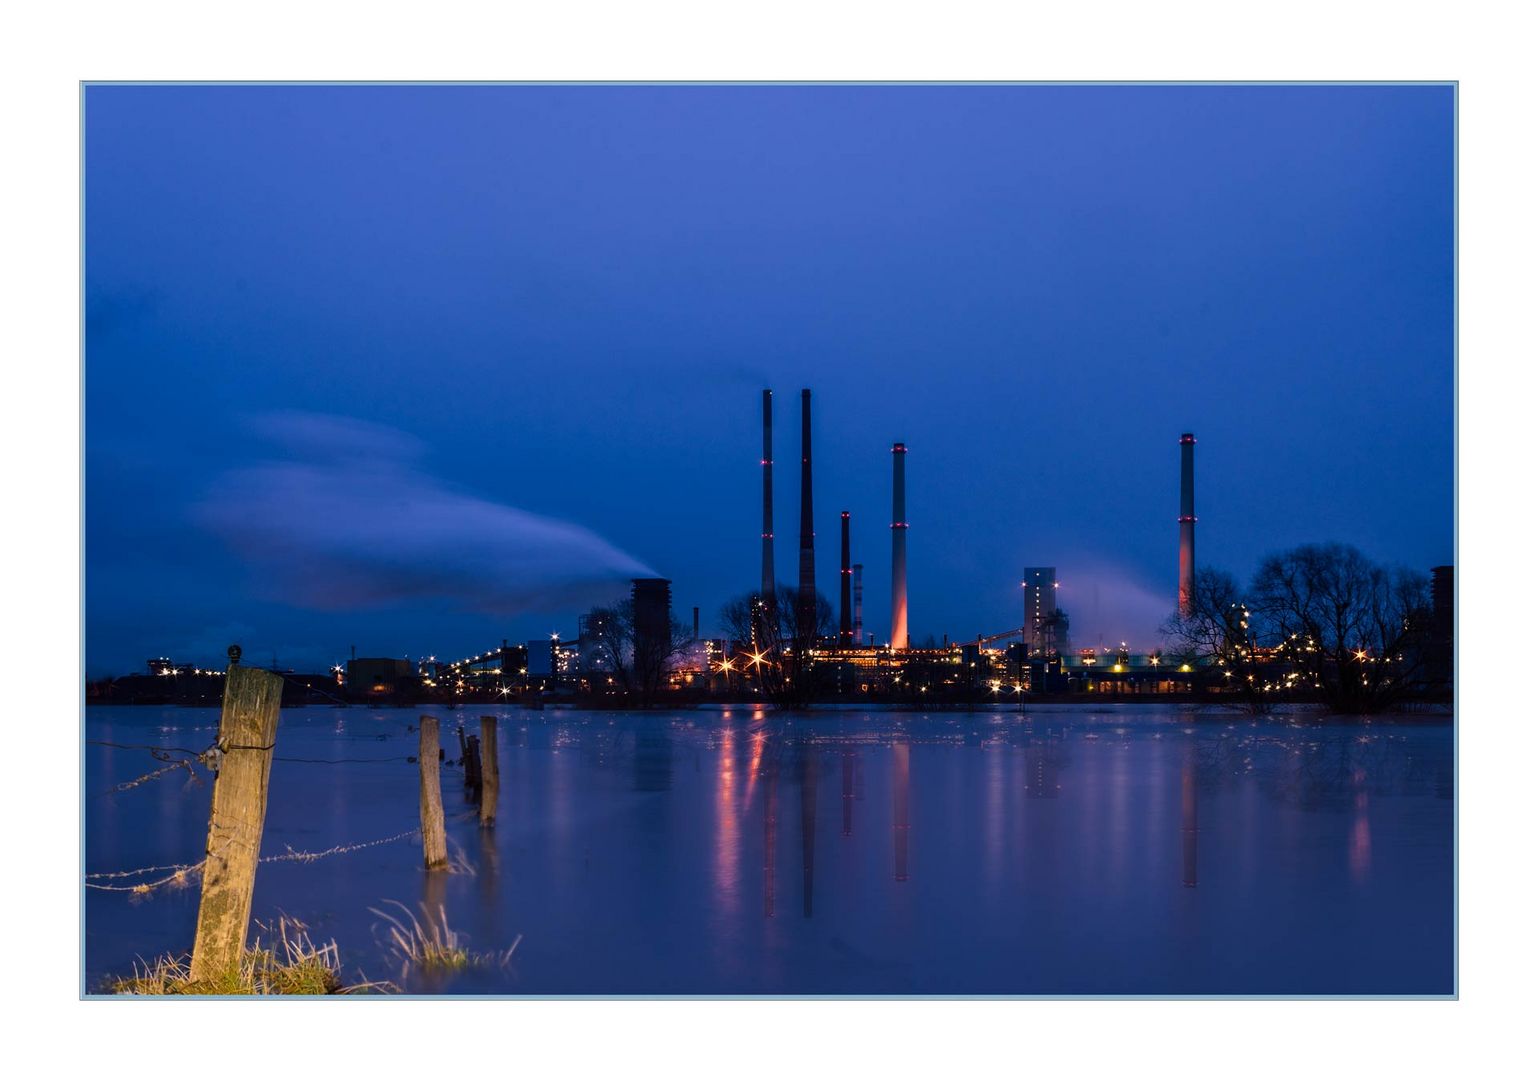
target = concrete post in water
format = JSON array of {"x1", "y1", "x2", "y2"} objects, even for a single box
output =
[
  {"x1": 479, "y1": 715, "x2": 500, "y2": 828},
  {"x1": 189, "y1": 645, "x2": 283, "y2": 983},
  {"x1": 418, "y1": 716, "x2": 448, "y2": 870}
]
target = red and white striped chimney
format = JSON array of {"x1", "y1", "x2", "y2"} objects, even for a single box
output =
[{"x1": 890, "y1": 442, "x2": 908, "y2": 651}]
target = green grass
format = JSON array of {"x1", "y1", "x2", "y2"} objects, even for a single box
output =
[
  {"x1": 370, "y1": 900, "x2": 521, "y2": 976},
  {"x1": 110, "y1": 916, "x2": 390, "y2": 995}
]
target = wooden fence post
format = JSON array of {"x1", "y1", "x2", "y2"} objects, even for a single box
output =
[
  {"x1": 418, "y1": 716, "x2": 448, "y2": 870},
  {"x1": 189, "y1": 646, "x2": 284, "y2": 984},
  {"x1": 464, "y1": 734, "x2": 482, "y2": 791},
  {"x1": 479, "y1": 715, "x2": 500, "y2": 827}
]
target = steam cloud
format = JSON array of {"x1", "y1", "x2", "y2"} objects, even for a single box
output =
[
  {"x1": 1053, "y1": 559, "x2": 1178, "y2": 652},
  {"x1": 195, "y1": 412, "x2": 655, "y2": 613}
]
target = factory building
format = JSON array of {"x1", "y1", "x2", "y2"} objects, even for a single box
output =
[
  {"x1": 346, "y1": 656, "x2": 414, "y2": 698},
  {"x1": 1022, "y1": 567, "x2": 1071, "y2": 657},
  {"x1": 632, "y1": 577, "x2": 674, "y2": 663},
  {"x1": 1423, "y1": 564, "x2": 1454, "y2": 695},
  {"x1": 432, "y1": 642, "x2": 529, "y2": 697}
]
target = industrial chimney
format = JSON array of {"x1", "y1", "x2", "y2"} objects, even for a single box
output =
[
  {"x1": 890, "y1": 442, "x2": 908, "y2": 651},
  {"x1": 839, "y1": 511, "x2": 853, "y2": 647},
  {"x1": 761, "y1": 389, "x2": 774, "y2": 600},
  {"x1": 1178, "y1": 433, "x2": 1196, "y2": 617},
  {"x1": 852, "y1": 563, "x2": 864, "y2": 646},
  {"x1": 797, "y1": 389, "x2": 816, "y2": 639}
]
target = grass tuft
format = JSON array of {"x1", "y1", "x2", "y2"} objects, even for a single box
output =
[
  {"x1": 369, "y1": 900, "x2": 521, "y2": 977},
  {"x1": 109, "y1": 916, "x2": 392, "y2": 995}
]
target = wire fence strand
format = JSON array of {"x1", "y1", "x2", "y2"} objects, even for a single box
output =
[{"x1": 85, "y1": 828, "x2": 422, "y2": 895}]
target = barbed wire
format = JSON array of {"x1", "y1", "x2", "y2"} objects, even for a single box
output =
[
  {"x1": 84, "y1": 834, "x2": 236, "y2": 894},
  {"x1": 259, "y1": 829, "x2": 420, "y2": 865},
  {"x1": 87, "y1": 739, "x2": 211, "y2": 758},
  {"x1": 84, "y1": 860, "x2": 208, "y2": 894},
  {"x1": 101, "y1": 758, "x2": 200, "y2": 794},
  {"x1": 85, "y1": 858, "x2": 207, "y2": 884},
  {"x1": 85, "y1": 828, "x2": 423, "y2": 895},
  {"x1": 90, "y1": 740, "x2": 220, "y2": 799}
]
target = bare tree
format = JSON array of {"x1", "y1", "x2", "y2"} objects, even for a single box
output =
[
  {"x1": 633, "y1": 611, "x2": 693, "y2": 707},
  {"x1": 719, "y1": 583, "x2": 832, "y2": 709},
  {"x1": 1161, "y1": 567, "x2": 1274, "y2": 711},
  {"x1": 1249, "y1": 543, "x2": 1431, "y2": 713},
  {"x1": 584, "y1": 600, "x2": 691, "y2": 706},
  {"x1": 583, "y1": 603, "x2": 633, "y2": 693}
]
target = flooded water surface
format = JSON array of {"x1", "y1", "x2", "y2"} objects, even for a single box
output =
[{"x1": 84, "y1": 706, "x2": 1454, "y2": 995}]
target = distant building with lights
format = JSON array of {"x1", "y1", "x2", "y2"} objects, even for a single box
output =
[
  {"x1": 1023, "y1": 567, "x2": 1071, "y2": 656},
  {"x1": 346, "y1": 657, "x2": 414, "y2": 699}
]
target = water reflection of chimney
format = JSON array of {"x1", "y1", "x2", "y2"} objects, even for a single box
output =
[
  {"x1": 763, "y1": 749, "x2": 779, "y2": 918},
  {"x1": 893, "y1": 741, "x2": 911, "y2": 882},
  {"x1": 800, "y1": 747, "x2": 816, "y2": 918},
  {"x1": 1025, "y1": 738, "x2": 1060, "y2": 799},
  {"x1": 634, "y1": 725, "x2": 673, "y2": 792},
  {"x1": 841, "y1": 749, "x2": 854, "y2": 837},
  {"x1": 1181, "y1": 752, "x2": 1198, "y2": 889},
  {"x1": 1350, "y1": 766, "x2": 1372, "y2": 885}
]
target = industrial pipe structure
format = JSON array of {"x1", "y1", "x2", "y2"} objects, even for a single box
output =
[
  {"x1": 1178, "y1": 433, "x2": 1196, "y2": 617},
  {"x1": 761, "y1": 389, "x2": 774, "y2": 600},
  {"x1": 890, "y1": 442, "x2": 908, "y2": 651}
]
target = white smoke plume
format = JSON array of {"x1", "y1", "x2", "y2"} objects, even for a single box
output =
[
  {"x1": 1052, "y1": 558, "x2": 1178, "y2": 653},
  {"x1": 195, "y1": 411, "x2": 655, "y2": 613}
]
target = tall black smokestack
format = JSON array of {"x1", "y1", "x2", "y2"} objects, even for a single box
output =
[
  {"x1": 797, "y1": 389, "x2": 816, "y2": 638},
  {"x1": 1178, "y1": 433, "x2": 1196, "y2": 617},
  {"x1": 761, "y1": 389, "x2": 774, "y2": 599},
  {"x1": 839, "y1": 511, "x2": 852, "y2": 647}
]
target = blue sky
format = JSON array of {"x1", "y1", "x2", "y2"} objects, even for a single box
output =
[{"x1": 84, "y1": 84, "x2": 1454, "y2": 675}]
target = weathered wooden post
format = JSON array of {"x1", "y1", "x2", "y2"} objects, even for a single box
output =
[
  {"x1": 418, "y1": 716, "x2": 448, "y2": 870},
  {"x1": 189, "y1": 645, "x2": 284, "y2": 984},
  {"x1": 479, "y1": 715, "x2": 500, "y2": 827},
  {"x1": 464, "y1": 733, "x2": 483, "y2": 790}
]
